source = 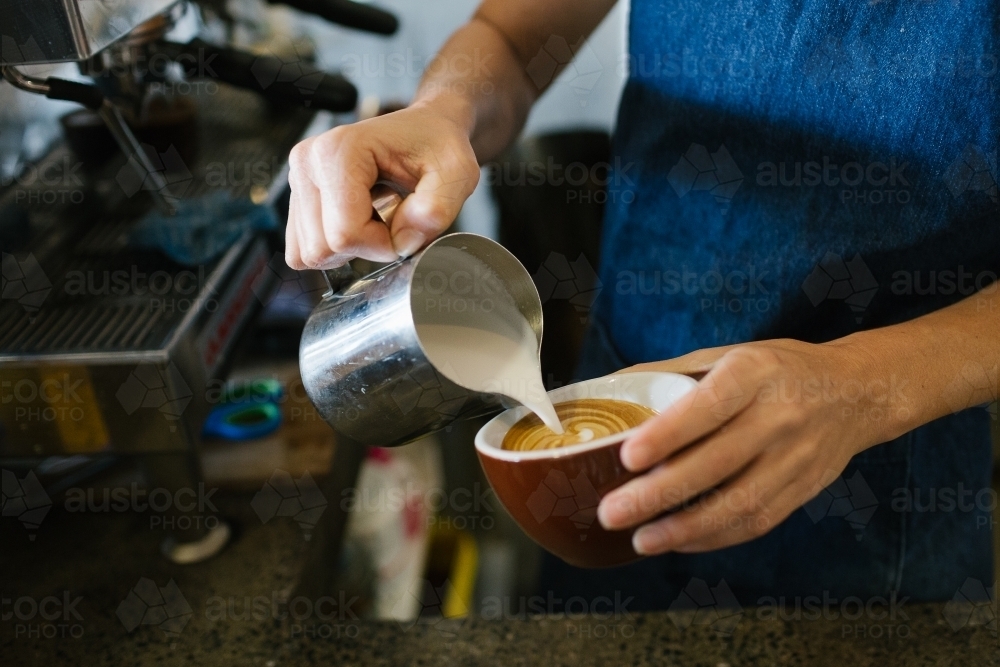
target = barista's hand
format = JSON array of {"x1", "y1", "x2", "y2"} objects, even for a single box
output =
[
  {"x1": 597, "y1": 338, "x2": 897, "y2": 554},
  {"x1": 285, "y1": 102, "x2": 480, "y2": 270}
]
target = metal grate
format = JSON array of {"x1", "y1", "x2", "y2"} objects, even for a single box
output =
[{"x1": 0, "y1": 302, "x2": 169, "y2": 354}]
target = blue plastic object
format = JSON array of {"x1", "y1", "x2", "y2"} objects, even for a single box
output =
[
  {"x1": 203, "y1": 401, "x2": 282, "y2": 440},
  {"x1": 202, "y1": 379, "x2": 285, "y2": 440},
  {"x1": 130, "y1": 192, "x2": 278, "y2": 266}
]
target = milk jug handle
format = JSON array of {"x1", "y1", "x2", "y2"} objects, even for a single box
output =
[{"x1": 321, "y1": 182, "x2": 405, "y2": 296}]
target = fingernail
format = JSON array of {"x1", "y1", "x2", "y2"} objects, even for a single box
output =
[
  {"x1": 632, "y1": 524, "x2": 667, "y2": 556},
  {"x1": 392, "y1": 229, "x2": 425, "y2": 258}
]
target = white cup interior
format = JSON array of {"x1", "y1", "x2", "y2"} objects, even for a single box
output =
[{"x1": 474, "y1": 371, "x2": 697, "y2": 462}]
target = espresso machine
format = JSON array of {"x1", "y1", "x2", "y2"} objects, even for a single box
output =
[{"x1": 0, "y1": 0, "x2": 397, "y2": 563}]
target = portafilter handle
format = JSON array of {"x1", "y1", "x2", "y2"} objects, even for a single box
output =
[{"x1": 321, "y1": 183, "x2": 405, "y2": 296}]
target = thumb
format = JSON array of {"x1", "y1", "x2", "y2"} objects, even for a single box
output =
[{"x1": 618, "y1": 345, "x2": 738, "y2": 377}]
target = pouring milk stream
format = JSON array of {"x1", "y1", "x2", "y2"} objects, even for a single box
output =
[{"x1": 409, "y1": 246, "x2": 565, "y2": 435}]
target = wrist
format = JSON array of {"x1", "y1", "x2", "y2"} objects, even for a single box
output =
[
  {"x1": 825, "y1": 330, "x2": 920, "y2": 450},
  {"x1": 411, "y1": 88, "x2": 477, "y2": 137}
]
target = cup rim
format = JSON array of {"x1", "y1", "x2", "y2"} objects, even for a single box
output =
[{"x1": 474, "y1": 371, "x2": 697, "y2": 462}]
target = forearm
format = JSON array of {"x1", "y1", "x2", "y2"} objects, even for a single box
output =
[
  {"x1": 412, "y1": 19, "x2": 534, "y2": 162},
  {"x1": 412, "y1": 0, "x2": 617, "y2": 162},
  {"x1": 832, "y1": 284, "x2": 1000, "y2": 447}
]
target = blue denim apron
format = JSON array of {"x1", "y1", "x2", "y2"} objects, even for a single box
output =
[{"x1": 543, "y1": 0, "x2": 998, "y2": 607}]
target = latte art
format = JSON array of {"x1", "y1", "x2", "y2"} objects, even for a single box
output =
[{"x1": 501, "y1": 399, "x2": 657, "y2": 452}]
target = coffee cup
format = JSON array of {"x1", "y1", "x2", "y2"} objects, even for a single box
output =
[{"x1": 475, "y1": 371, "x2": 696, "y2": 568}]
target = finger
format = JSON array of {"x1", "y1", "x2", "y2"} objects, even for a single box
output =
[
  {"x1": 307, "y1": 136, "x2": 398, "y2": 264},
  {"x1": 668, "y1": 477, "x2": 814, "y2": 554},
  {"x1": 619, "y1": 348, "x2": 763, "y2": 472},
  {"x1": 314, "y1": 165, "x2": 397, "y2": 264},
  {"x1": 288, "y1": 141, "x2": 338, "y2": 270},
  {"x1": 629, "y1": 447, "x2": 808, "y2": 555},
  {"x1": 293, "y1": 184, "x2": 337, "y2": 270},
  {"x1": 387, "y1": 144, "x2": 480, "y2": 256},
  {"x1": 285, "y1": 195, "x2": 304, "y2": 269},
  {"x1": 598, "y1": 411, "x2": 764, "y2": 530}
]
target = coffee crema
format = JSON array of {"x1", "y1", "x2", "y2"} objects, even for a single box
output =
[{"x1": 501, "y1": 399, "x2": 657, "y2": 452}]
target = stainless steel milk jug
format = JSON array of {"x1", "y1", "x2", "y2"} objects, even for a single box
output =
[{"x1": 299, "y1": 186, "x2": 544, "y2": 447}]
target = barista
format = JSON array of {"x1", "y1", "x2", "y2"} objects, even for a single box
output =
[{"x1": 284, "y1": 0, "x2": 1000, "y2": 605}]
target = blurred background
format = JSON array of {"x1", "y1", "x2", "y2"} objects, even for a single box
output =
[
  {"x1": 0, "y1": 0, "x2": 631, "y2": 632},
  {"x1": 0, "y1": 1, "x2": 996, "y2": 656}
]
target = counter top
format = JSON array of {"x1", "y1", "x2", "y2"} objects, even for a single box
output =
[
  {"x1": 5, "y1": 601, "x2": 996, "y2": 666},
  {"x1": 2, "y1": 475, "x2": 996, "y2": 667}
]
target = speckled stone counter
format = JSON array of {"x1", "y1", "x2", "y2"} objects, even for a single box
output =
[
  {"x1": 2, "y1": 484, "x2": 997, "y2": 667},
  {"x1": 4, "y1": 601, "x2": 997, "y2": 667}
]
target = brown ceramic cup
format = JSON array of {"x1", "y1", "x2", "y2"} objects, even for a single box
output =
[{"x1": 475, "y1": 372, "x2": 696, "y2": 568}]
